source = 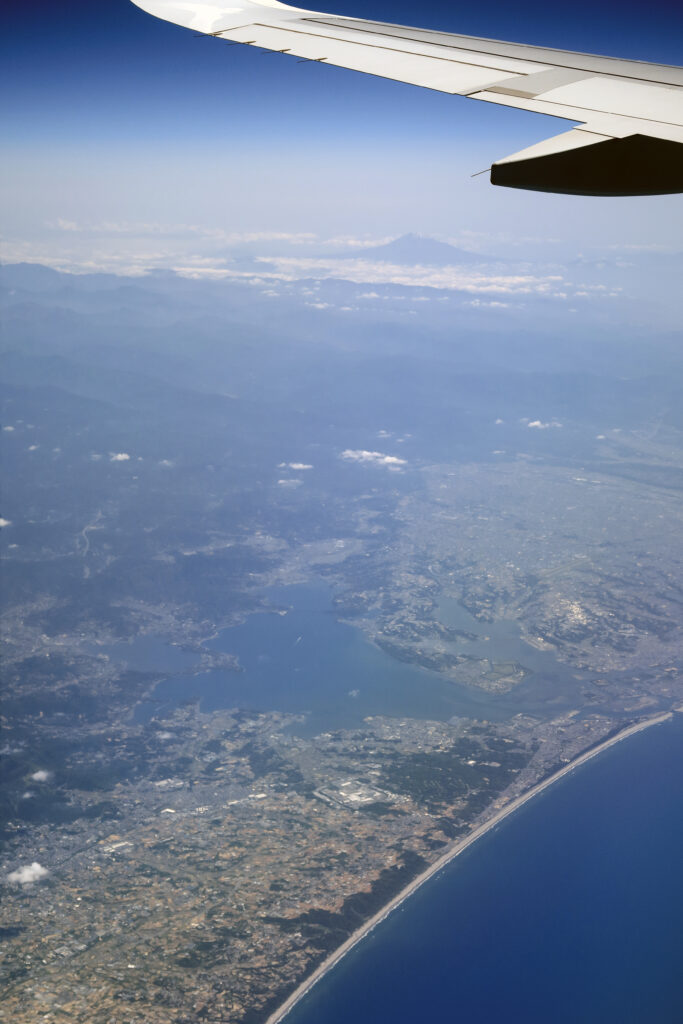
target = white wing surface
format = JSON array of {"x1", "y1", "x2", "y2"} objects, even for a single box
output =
[{"x1": 131, "y1": 0, "x2": 683, "y2": 195}]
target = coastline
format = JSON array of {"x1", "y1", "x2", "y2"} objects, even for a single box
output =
[{"x1": 265, "y1": 710, "x2": 674, "y2": 1024}]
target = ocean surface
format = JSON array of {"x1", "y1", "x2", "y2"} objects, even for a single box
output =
[{"x1": 285, "y1": 712, "x2": 683, "y2": 1024}]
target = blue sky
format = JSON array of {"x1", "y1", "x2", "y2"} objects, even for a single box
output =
[{"x1": 3, "y1": 0, "x2": 683, "y2": 265}]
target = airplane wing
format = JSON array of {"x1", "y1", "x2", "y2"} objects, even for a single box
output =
[{"x1": 130, "y1": 0, "x2": 683, "y2": 196}]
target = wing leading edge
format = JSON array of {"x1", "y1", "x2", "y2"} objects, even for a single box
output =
[{"x1": 131, "y1": 0, "x2": 683, "y2": 196}]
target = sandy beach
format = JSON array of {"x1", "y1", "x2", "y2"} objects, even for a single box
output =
[{"x1": 266, "y1": 710, "x2": 674, "y2": 1024}]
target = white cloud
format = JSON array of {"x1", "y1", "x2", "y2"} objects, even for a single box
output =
[
  {"x1": 340, "y1": 449, "x2": 407, "y2": 468},
  {"x1": 322, "y1": 235, "x2": 393, "y2": 249},
  {"x1": 495, "y1": 418, "x2": 504, "y2": 425},
  {"x1": 27, "y1": 444, "x2": 39, "y2": 451},
  {"x1": 277, "y1": 478, "x2": 303, "y2": 488},
  {"x1": 256, "y1": 256, "x2": 568, "y2": 298},
  {"x1": 0, "y1": 245, "x2": 566, "y2": 301},
  {"x1": 159, "y1": 459, "x2": 174, "y2": 467},
  {"x1": 2, "y1": 426, "x2": 15, "y2": 432},
  {"x1": 528, "y1": 420, "x2": 563, "y2": 429},
  {"x1": 467, "y1": 299, "x2": 511, "y2": 308},
  {"x1": 31, "y1": 770, "x2": 52, "y2": 782},
  {"x1": 0, "y1": 518, "x2": 11, "y2": 528},
  {"x1": 109, "y1": 452, "x2": 131, "y2": 462},
  {"x1": 606, "y1": 242, "x2": 675, "y2": 253},
  {"x1": 286, "y1": 462, "x2": 313, "y2": 471},
  {"x1": 90, "y1": 453, "x2": 102, "y2": 461},
  {"x1": 11, "y1": 245, "x2": 555, "y2": 294},
  {"x1": 46, "y1": 219, "x2": 317, "y2": 245},
  {"x1": 53, "y1": 218, "x2": 79, "y2": 232},
  {"x1": 7, "y1": 862, "x2": 49, "y2": 885}
]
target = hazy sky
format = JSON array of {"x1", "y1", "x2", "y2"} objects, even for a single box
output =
[{"x1": 3, "y1": 0, "x2": 683, "y2": 268}]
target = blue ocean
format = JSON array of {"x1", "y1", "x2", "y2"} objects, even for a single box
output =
[{"x1": 286, "y1": 713, "x2": 683, "y2": 1024}]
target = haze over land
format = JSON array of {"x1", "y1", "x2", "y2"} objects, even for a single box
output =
[{"x1": 2, "y1": 240, "x2": 682, "y2": 1020}]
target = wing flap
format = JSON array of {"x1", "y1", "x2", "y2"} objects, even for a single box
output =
[
  {"x1": 304, "y1": 17, "x2": 683, "y2": 87},
  {"x1": 225, "y1": 22, "x2": 523, "y2": 93},
  {"x1": 303, "y1": 19, "x2": 549, "y2": 77},
  {"x1": 541, "y1": 78, "x2": 681, "y2": 124},
  {"x1": 472, "y1": 90, "x2": 683, "y2": 145}
]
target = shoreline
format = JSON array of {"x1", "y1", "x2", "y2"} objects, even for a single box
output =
[{"x1": 265, "y1": 710, "x2": 674, "y2": 1024}]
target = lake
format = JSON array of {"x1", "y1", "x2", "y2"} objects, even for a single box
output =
[{"x1": 119, "y1": 583, "x2": 588, "y2": 733}]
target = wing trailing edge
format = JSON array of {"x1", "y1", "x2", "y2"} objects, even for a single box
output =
[{"x1": 130, "y1": 0, "x2": 683, "y2": 196}]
